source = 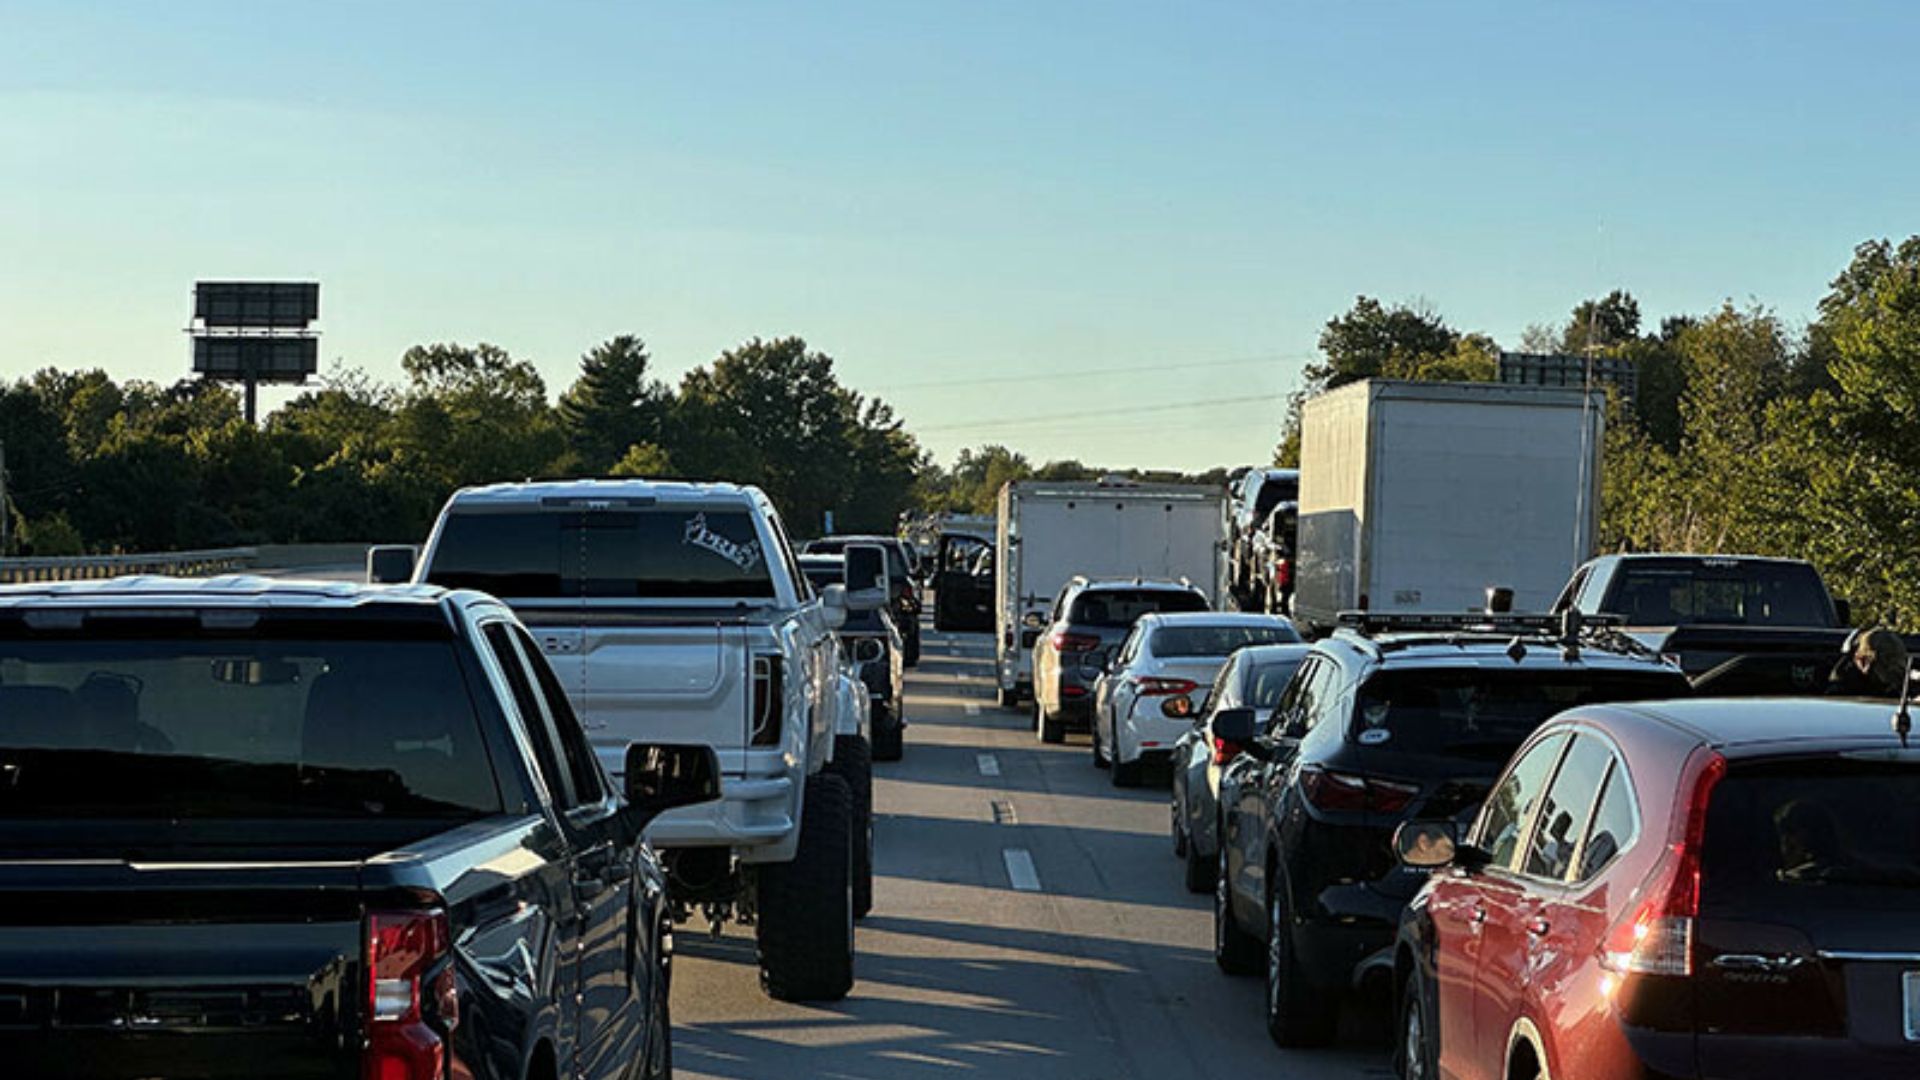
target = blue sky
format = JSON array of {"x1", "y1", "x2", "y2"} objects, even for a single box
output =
[{"x1": 3, "y1": 1, "x2": 1916, "y2": 470}]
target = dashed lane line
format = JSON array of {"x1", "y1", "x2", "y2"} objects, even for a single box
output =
[
  {"x1": 1002, "y1": 848, "x2": 1042, "y2": 892},
  {"x1": 976, "y1": 753, "x2": 1001, "y2": 777},
  {"x1": 964, "y1": 703, "x2": 981, "y2": 716}
]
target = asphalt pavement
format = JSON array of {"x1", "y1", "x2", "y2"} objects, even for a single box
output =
[{"x1": 671, "y1": 627, "x2": 1393, "y2": 1080}]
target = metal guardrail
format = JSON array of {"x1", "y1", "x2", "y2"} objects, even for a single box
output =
[{"x1": 0, "y1": 547, "x2": 259, "y2": 584}]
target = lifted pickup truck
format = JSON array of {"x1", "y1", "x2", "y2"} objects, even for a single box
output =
[
  {"x1": 0, "y1": 577, "x2": 717, "y2": 1080},
  {"x1": 390, "y1": 480, "x2": 875, "y2": 1001},
  {"x1": 1551, "y1": 553, "x2": 1854, "y2": 689}
]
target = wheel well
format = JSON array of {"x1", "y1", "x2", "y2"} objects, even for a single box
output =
[
  {"x1": 527, "y1": 1039, "x2": 558, "y2": 1080},
  {"x1": 1507, "y1": 1037, "x2": 1541, "y2": 1080}
]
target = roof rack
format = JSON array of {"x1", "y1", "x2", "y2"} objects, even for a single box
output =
[{"x1": 1334, "y1": 610, "x2": 1622, "y2": 634}]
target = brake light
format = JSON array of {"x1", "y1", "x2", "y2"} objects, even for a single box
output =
[
  {"x1": 1599, "y1": 752, "x2": 1726, "y2": 978},
  {"x1": 750, "y1": 655, "x2": 783, "y2": 746},
  {"x1": 1050, "y1": 631, "x2": 1102, "y2": 653},
  {"x1": 1274, "y1": 558, "x2": 1293, "y2": 589},
  {"x1": 364, "y1": 909, "x2": 454, "y2": 1080},
  {"x1": 1299, "y1": 766, "x2": 1421, "y2": 814},
  {"x1": 1211, "y1": 736, "x2": 1245, "y2": 766},
  {"x1": 1131, "y1": 676, "x2": 1199, "y2": 697}
]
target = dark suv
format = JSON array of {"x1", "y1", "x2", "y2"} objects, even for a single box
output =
[
  {"x1": 1214, "y1": 613, "x2": 1691, "y2": 1047},
  {"x1": 1030, "y1": 577, "x2": 1210, "y2": 743},
  {"x1": 801, "y1": 535, "x2": 923, "y2": 665}
]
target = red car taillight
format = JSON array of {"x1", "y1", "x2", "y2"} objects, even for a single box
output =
[
  {"x1": 1131, "y1": 676, "x2": 1199, "y2": 697},
  {"x1": 750, "y1": 655, "x2": 783, "y2": 746},
  {"x1": 1274, "y1": 558, "x2": 1293, "y2": 589},
  {"x1": 364, "y1": 909, "x2": 455, "y2": 1080},
  {"x1": 1298, "y1": 765, "x2": 1420, "y2": 814},
  {"x1": 1600, "y1": 752, "x2": 1726, "y2": 978},
  {"x1": 1049, "y1": 631, "x2": 1101, "y2": 653}
]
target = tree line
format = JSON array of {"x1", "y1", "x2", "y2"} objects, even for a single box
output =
[{"x1": 5, "y1": 235, "x2": 1917, "y2": 627}]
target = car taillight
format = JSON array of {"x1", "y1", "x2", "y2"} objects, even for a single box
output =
[
  {"x1": 750, "y1": 655, "x2": 783, "y2": 746},
  {"x1": 1599, "y1": 752, "x2": 1726, "y2": 978},
  {"x1": 1298, "y1": 765, "x2": 1421, "y2": 814},
  {"x1": 1131, "y1": 676, "x2": 1199, "y2": 697},
  {"x1": 364, "y1": 909, "x2": 454, "y2": 1080},
  {"x1": 1211, "y1": 736, "x2": 1245, "y2": 767},
  {"x1": 1049, "y1": 631, "x2": 1102, "y2": 653},
  {"x1": 1274, "y1": 558, "x2": 1292, "y2": 589}
]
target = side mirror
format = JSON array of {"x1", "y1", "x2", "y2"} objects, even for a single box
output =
[
  {"x1": 367, "y1": 544, "x2": 417, "y2": 585},
  {"x1": 820, "y1": 584, "x2": 850, "y2": 629},
  {"x1": 845, "y1": 543, "x2": 891, "y2": 597},
  {"x1": 1392, "y1": 821, "x2": 1459, "y2": 869},
  {"x1": 1211, "y1": 706, "x2": 1258, "y2": 744},
  {"x1": 1834, "y1": 598, "x2": 1853, "y2": 625},
  {"x1": 622, "y1": 742, "x2": 721, "y2": 828}
]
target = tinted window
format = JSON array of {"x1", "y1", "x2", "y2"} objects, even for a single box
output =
[
  {"x1": 1151, "y1": 624, "x2": 1300, "y2": 657},
  {"x1": 0, "y1": 635, "x2": 500, "y2": 820},
  {"x1": 483, "y1": 624, "x2": 573, "y2": 807},
  {"x1": 1478, "y1": 731, "x2": 1572, "y2": 871},
  {"x1": 513, "y1": 626, "x2": 604, "y2": 806},
  {"x1": 1523, "y1": 734, "x2": 1613, "y2": 881},
  {"x1": 1702, "y1": 761, "x2": 1920, "y2": 906},
  {"x1": 1578, "y1": 763, "x2": 1636, "y2": 879},
  {"x1": 1252, "y1": 474, "x2": 1298, "y2": 519},
  {"x1": 1351, "y1": 669, "x2": 1684, "y2": 762},
  {"x1": 1244, "y1": 656, "x2": 1308, "y2": 711},
  {"x1": 428, "y1": 508, "x2": 774, "y2": 599},
  {"x1": 1608, "y1": 561, "x2": 1831, "y2": 626},
  {"x1": 1068, "y1": 589, "x2": 1209, "y2": 627}
]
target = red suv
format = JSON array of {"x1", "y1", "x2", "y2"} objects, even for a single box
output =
[{"x1": 1392, "y1": 698, "x2": 1920, "y2": 1080}]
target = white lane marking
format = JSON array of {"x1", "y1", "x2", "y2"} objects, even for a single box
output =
[
  {"x1": 976, "y1": 753, "x2": 1000, "y2": 776},
  {"x1": 964, "y1": 703, "x2": 981, "y2": 717},
  {"x1": 1003, "y1": 848, "x2": 1042, "y2": 892}
]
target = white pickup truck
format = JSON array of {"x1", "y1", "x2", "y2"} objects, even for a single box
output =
[{"x1": 376, "y1": 479, "x2": 877, "y2": 1002}]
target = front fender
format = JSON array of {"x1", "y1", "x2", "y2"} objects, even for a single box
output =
[{"x1": 830, "y1": 672, "x2": 870, "y2": 741}]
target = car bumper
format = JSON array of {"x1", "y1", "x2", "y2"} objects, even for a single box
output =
[{"x1": 1118, "y1": 707, "x2": 1196, "y2": 765}]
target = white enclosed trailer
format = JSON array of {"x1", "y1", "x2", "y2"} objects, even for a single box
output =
[
  {"x1": 1293, "y1": 380, "x2": 1604, "y2": 635},
  {"x1": 992, "y1": 480, "x2": 1227, "y2": 705}
]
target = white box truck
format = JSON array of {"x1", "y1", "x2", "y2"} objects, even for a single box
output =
[
  {"x1": 992, "y1": 479, "x2": 1227, "y2": 705},
  {"x1": 1293, "y1": 380, "x2": 1604, "y2": 636}
]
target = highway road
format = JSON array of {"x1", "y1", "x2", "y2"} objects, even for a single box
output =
[{"x1": 671, "y1": 627, "x2": 1393, "y2": 1080}]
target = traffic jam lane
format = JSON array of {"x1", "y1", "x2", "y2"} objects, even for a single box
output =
[{"x1": 671, "y1": 628, "x2": 1389, "y2": 1080}]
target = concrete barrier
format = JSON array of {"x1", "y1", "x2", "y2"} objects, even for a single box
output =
[{"x1": 0, "y1": 547, "x2": 259, "y2": 584}]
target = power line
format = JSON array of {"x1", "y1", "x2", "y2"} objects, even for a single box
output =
[
  {"x1": 865, "y1": 353, "x2": 1310, "y2": 393},
  {"x1": 914, "y1": 393, "x2": 1288, "y2": 434}
]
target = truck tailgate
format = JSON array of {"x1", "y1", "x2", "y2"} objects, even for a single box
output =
[{"x1": 0, "y1": 861, "x2": 366, "y2": 1080}]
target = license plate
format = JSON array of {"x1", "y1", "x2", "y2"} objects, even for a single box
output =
[{"x1": 1904, "y1": 971, "x2": 1920, "y2": 1041}]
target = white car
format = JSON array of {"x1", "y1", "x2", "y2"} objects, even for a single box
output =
[{"x1": 1090, "y1": 611, "x2": 1301, "y2": 787}]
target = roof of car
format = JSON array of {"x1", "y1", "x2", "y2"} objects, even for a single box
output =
[
  {"x1": 1586, "y1": 552, "x2": 1815, "y2": 568},
  {"x1": 0, "y1": 576, "x2": 457, "y2": 613},
  {"x1": 1322, "y1": 629, "x2": 1681, "y2": 675},
  {"x1": 1074, "y1": 578, "x2": 1203, "y2": 594},
  {"x1": 444, "y1": 478, "x2": 766, "y2": 508},
  {"x1": 1591, "y1": 696, "x2": 1920, "y2": 754},
  {"x1": 1142, "y1": 611, "x2": 1294, "y2": 629},
  {"x1": 1230, "y1": 642, "x2": 1314, "y2": 663}
]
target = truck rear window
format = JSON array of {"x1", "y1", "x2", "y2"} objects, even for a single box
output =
[
  {"x1": 0, "y1": 638, "x2": 502, "y2": 820},
  {"x1": 1068, "y1": 589, "x2": 1208, "y2": 627},
  {"x1": 1352, "y1": 669, "x2": 1686, "y2": 761},
  {"x1": 428, "y1": 508, "x2": 776, "y2": 599},
  {"x1": 1608, "y1": 562, "x2": 1832, "y2": 626},
  {"x1": 1703, "y1": 760, "x2": 1920, "y2": 904}
]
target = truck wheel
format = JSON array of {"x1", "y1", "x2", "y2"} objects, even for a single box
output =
[
  {"x1": 871, "y1": 703, "x2": 904, "y2": 762},
  {"x1": 829, "y1": 736, "x2": 875, "y2": 920},
  {"x1": 755, "y1": 773, "x2": 855, "y2": 1002}
]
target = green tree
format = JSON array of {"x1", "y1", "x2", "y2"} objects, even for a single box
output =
[
  {"x1": 1561, "y1": 289, "x2": 1642, "y2": 355},
  {"x1": 557, "y1": 335, "x2": 667, "y2": 474}
]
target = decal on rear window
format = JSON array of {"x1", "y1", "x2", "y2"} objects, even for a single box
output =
[{"x1": 684, "y1": 512, "x2": 764, "y2": 572}]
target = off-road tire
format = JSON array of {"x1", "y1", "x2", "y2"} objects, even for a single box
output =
[
  {"x1": 755, "y1": 773, "x2": 855, "y2": 1002},
  {"x1": 871, "y1": 703, "x2": 904, "y2": 762},
  {"x1": 1265, "y1": 882, "x2": 1337, "y2": 1047},
  {"x1": 829, "y1": 735, "x2": 874, "y2": 919},
  {"x1": 1214, "y1": 849, "x2": 1262, "y2": 975}
]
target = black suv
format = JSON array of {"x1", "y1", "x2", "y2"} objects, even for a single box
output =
[
  {"x1": 1030, "y1": 577, "x2": 1209, "y2": 743},
  {"x1": 801, "y1": 535, "x2": 923, "y2": 665},
  {"x1": 800, "y1": 554, "x2": 908, "y2": 761},
  {"x1": 1214, "y1": 612, "x2": 1690, "y2": 1047}
]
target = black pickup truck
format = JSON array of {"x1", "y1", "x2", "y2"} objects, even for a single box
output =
[
  {"x1": 0, "y1": 578, "x2": 717, "y2": 1080},
  {"x1": 1551, "y1": 553, "x2": 1855, "y2": 691}
]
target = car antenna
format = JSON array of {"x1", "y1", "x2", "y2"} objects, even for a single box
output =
[{"x1": 1895, "y1": 658, "x2": 1915, "y2": 750}]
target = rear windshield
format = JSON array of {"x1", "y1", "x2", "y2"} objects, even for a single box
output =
[
  {"x1": 1352, "y1": 669, "x2": 1685, "y2": 761},
  {"x1": 1068, "y1": 589, "x2": 1208, "y2": 627},
  {"x1": 1703, "y1": 760, "x2": 1920, "y2": 904},
  {"x1": 428, "y1": 508, "x2": 775, "y2": 599},
  {"x1": 1252, "y1": 475, "x2": 1299, "y2": 518},
  {"x1": 1608, "y1": 561, "x2": 1832, "y2": 626},
  {"x1": 1152, "y1": 624, "x2": 1301, "y2": 658},
  {"x1": 0, "y1": 637, "x2": 501, "y2": 820}
]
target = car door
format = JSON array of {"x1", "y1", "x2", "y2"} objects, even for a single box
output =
[
  {"x1": 1103, "y1": 628, "x2": 1146, "y2": 749},
  {"x1": 935, "y1": 534, "x2": 994, "y2": 632},
  {"x1": 1230, "y1": 656, "x2": 1325, "y2": 921},
  {"x1": 1449, "y1": 730, "x2": 1573, "y2": 1080},
  {"x1": 509, "y1": 624, "x2": 649, "y2": 1080}
]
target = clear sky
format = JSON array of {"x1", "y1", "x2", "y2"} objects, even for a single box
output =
[{"x1": 3, "y1": 1, "x2": 1916, "y2": 470}]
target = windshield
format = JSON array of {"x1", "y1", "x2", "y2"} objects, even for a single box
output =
[
  {"x1": 0, "y1": 637, "x2": 501, "y2": 820},
  {"x1": 1703, "y1": 760, "x2": 1920, "y2": 901},
  {"x1": 1068, "y1": 589, "x2": 1209, "y2": 627},
  {"x1": 428, "y1": 508, "x2": 775, "y2": 599},
  {"x1": 1608, "y1": 561, "x2": 1832, "y2": 626},
  {"x1": 1152, "y1": 624, "x2": 1301, "y2": 658},
  {"x1": 1352, "y1": 669, "x2": 1685, "y2": 761}
]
